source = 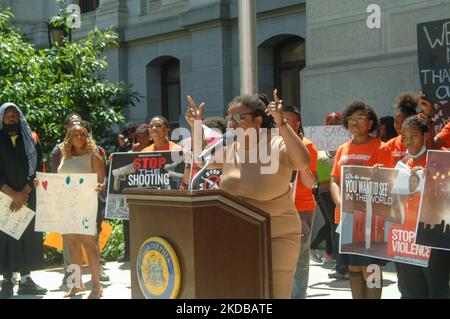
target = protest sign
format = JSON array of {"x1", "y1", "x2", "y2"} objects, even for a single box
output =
[
  {"x1": 105, "y1": 151, "x2": 185, "y2": 219},
  {"x1": 416, "y1": 150, "x2": 450, "y2": 250},
  {"x1": 340, "y1": 165, "x2": 430, "y2": 266},
  {"x1": 417, "y1": 19, "x2": 450, "y2": 134},
  {"x1": 35, "y1": 172, "x2": 98, "y2": 235},
  {"x1": 0, "y1": 192, "x2": 35, "y2": 240},
  {"x1": 303, "y1": 126, "x2": 352, "y2": 151}
]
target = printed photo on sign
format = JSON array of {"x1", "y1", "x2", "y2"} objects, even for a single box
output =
[
  {"x1": 35, "y1": 172, "x2": 98, "y2": 236},
  {"x1": 105, "y1": 151, "x2": 185, "y2": 220},
  {"x1": 417, "y1": 18, "x2": 450, "y2": 135},
  {"x1": 416, "y1": 150, "x2": 450, "y2": 251},
  {"x1": 339, "y1": 165, "x2": 430, "y2": 267},
  {"x1": 303, "y1": 126, "x2": 352, "y2": 151},
  {"x1": 0, "y1": 191, "x2": 36, "y2": 240}
]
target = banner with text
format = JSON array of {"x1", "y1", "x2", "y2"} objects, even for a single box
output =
[
  {"x1": 340, "y1": 165, "x2": 430, "y2": 267},
  {"x1": 105, "y1": 151, "x2": 185, "y2": 220}
]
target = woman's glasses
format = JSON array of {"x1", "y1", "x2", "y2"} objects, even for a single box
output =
[{"x1": 226, "y1": 112, "x2": 255, "y2": 125}]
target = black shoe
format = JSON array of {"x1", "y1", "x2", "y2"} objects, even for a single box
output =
[
  {"x1": 0, "y1": 280, "x2": 14, "y2": 299},
  {"x1": 17, "y1": 277, "x2": 47, "y2": 295},
  {"x1": 328, "y1": 270, "x2": 349, "y2": 280},
  {"x1": 99, "y1": 269, "x2": 110, "y2": 282}
]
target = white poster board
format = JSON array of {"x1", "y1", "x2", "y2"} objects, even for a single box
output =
[
  {"x1": 0, "y1": 192, "x2": 35, "y2": 240},
  {"x1": 35, "y1": 172, "x2": 98, "y2": 235},
  {"x1": 303, "y1": 125, "x2": 352, "y2": 150}
]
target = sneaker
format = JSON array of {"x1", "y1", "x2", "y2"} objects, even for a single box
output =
[
  {"x1": 100, "y1": 257, "x2": 106, "y2": 266},
  {"x1": 0, "y1": 280, "x2": 14, "y2": 299},
  {"x1": 310, "y1": 249, "x2": 323, "y2": 263},
  {"x1": 328, "y1": 271, "x2": 349, "y2": 280},
  {"x1": 99, "y1": 268, "x2": 110, "y2": 282},
  {"x1": 17, "y1": 277, "x2": 47, "y2": 295}
]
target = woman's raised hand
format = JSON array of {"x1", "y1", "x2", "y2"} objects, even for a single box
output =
[
  {"x1": 266, "y1": 89, "x2": 285, "y2": 127},
  {"x1": 185, "y1": 95, "x2": 205, "y2": 128}
]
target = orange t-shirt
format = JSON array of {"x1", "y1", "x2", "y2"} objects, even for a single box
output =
[
  {"x1": 294, "y1": 137, "x2": 318, "y2": 212},
  {"x1": 385, "y1": 135, "x2": 406, "y2": 165},
  {"x1": 437, "y1": 122, "x2": 450, "y2": 148},
  {"x1": 331, "y1": 138, "x2": 394, "y2": 224},
  {"x1": 142, "y1": 141, "x2": 182, "y2": 152}
]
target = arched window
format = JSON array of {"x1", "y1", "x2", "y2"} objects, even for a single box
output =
[
  {"x1": 79, "y1": 0, "x2": 99, "y2": 13},
  {"x1": 274, "y1": 37, "x2": 305, "y2": 110},
  {"x1": 161, "y1": 58, "x2": 181, "y2": 130}
]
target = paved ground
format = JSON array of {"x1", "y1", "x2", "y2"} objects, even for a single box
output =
[{"x1": 2, "y1": 253, "x2": 401, "y2": 299}]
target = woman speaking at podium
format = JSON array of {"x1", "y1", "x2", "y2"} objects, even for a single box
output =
[{"x1": 185, "y1": 90, "x2": 311, "y2": 298}]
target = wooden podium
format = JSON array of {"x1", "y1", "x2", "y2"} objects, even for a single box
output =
[{"x1": 124, "y1": 189, "x2": 272, "y2": 299}]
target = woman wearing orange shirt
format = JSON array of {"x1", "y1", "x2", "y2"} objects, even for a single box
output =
[
  {"x1": 283, "y1": 105, "x2": 318, "y2": 299},
  {"x1": 395, "y1": 116, "x2": 450, "y2": 298},
  {"x1": 385, "y1": 93, "x2": 420, "y2": 165},
  {"x1": 142, "y1": 116, "x2": 182, "y2": 152},
  {"x1": 330, "y1": 100, "x2": 393, "y2": 299}
]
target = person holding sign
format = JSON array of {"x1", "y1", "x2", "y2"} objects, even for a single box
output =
[
  {"x1": 0, "y1": 103, "x2": 47, "y2": 299},
  {"x1": 186, "y1": 90, "x2": 311, "y2": 298},
  {"x1": 396, "y1": 116, "x2": 450, "y2": 299},
  {"x1": 386, "y1": 93, "x2": 420, "y2": 164},
  {"x1": 330, "y1": 100, "x2": 393, "y2": 299},
  {"x1": 57, "y1": 124, "x2": 106, "y2": 299},
  {"x1": 434, "y1": 121, "x2": 450, "y2": 149}
]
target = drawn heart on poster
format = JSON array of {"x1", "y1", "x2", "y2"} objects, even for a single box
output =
[{"x1": 42, "y1": 180, "x2": 48, "y2": 191}]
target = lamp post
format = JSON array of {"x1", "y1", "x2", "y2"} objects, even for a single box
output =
[
  {"x1": 238, "y1": 0, "x2": 258, "y2": 95},
  {"x1": 46, "y1": 15, "x2": 72, "y2": 47}
]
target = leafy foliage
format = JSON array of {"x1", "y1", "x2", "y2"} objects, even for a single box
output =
[{"x1": 0, "y1": 9, "x2": 142, "y2": 167}]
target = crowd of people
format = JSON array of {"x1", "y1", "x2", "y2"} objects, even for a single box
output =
[{"x1": 0, "y1": 88, "x2": 449, "y2": 299}]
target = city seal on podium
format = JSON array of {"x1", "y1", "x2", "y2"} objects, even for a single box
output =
[{"x1": 137, "y1": 237, "x2": 181, "y2": 299}]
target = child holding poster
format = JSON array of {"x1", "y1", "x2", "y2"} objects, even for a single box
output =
[
  {"x1": 330, "y1": 101, "x2": 393, "y2": 299},
  {"x1": 396, "y1": 116, "x2": 450, "y2": 299}
]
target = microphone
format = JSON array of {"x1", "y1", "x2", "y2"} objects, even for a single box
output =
[{"x1": 196, "y1": 131, "x2": 235, "y2": 161}]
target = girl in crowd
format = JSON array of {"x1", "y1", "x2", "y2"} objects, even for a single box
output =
[
  {"x1": 310, "y1": 113, "x2": 349, "y2": 280},
  {"x1": 283, "y1": 105, "x2": 318, "y2": 299},
  {"x1": 330, "y1": 100, "x2": 393, "y2": 299},
  {"x1": 379, "y1": 116, "x2": 397, "y2": 142},
  {"x1": 186, "y1": 91, "x2": 311, "y2": 298},
  {"x1": 395, "y1": 116, "x2": 450, "y2": 298},
  {"x1": 58, "y1": 124, "x2": 106, "y2": 299},
  {"x1": 142, "y1": 116, "x2": 182, "y2": 152},
  {"x1": 385, "y1": 93, "x2": 419, "y2": 164}
]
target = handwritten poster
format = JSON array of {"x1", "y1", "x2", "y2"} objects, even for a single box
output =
[
  {"x1": 35, "y1": 172, "x2": 98, "y2": 236},
  {"x1": 303, "y1": 126, "x2": 352, "y2": 151},
  {"x1": 0, "y1": 191, "x2": 35, "y2": 240},
  {"x1": 417, "y1": 19, "x2": 450, "y2": 134}
]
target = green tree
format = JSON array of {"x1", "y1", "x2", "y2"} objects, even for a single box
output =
[{"x1": 0, "y1": 9, "x2": 142, "y2": 167}]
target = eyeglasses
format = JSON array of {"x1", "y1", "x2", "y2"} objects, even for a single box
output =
[
  {"x1": 226, "y1": 112, "x2": 255, "y2": 124},
  {"x1": 346, "y1": 115, "x2": 369, "y2": 123}
]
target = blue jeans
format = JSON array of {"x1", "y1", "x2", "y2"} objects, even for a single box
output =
[{"x1": 291, "y1": 211, "x2": 315, "y2": 299}]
